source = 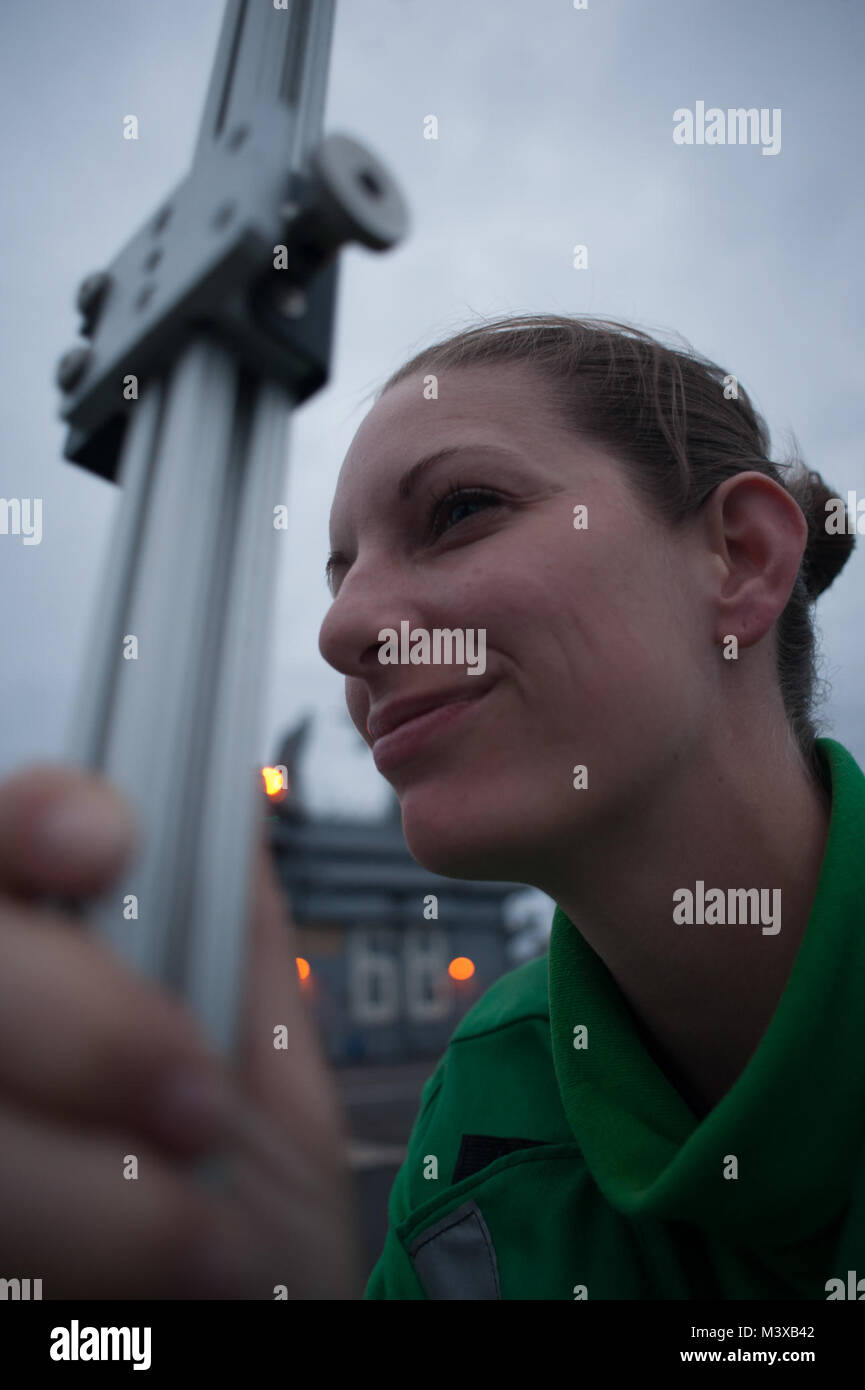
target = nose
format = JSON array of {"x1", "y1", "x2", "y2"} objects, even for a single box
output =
[{"x1": 318, "y1": 555, "x2": 411, "y2": 681}]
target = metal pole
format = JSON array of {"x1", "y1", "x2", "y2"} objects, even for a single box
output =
[
  {"x1": 76, "y1": 336, "x2": 291, "y2": 1055},
  {"x1": 54, "y1": 0, "x2": 408, "y2": 1064}
]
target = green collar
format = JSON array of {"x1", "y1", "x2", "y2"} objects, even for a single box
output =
[{"x1": 548, "y1": 738, "x2": 865, "y2": 1246}]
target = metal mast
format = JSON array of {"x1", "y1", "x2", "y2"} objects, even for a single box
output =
[{"x1": 54, "y1": 0, "x2": 408, "y2": 1057}]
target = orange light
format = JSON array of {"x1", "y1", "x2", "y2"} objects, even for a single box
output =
[
  {"x1": 262, "y1": 766, "x2": 289, "y2": 798},
  {"x1": 296, "y1": 956, "x2": 311, "y2": 981},
  {"x1": 448, "y1": 956, "x2": 475, "y2": 981}
]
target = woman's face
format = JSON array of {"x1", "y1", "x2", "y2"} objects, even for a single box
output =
[{"x1": 319, "y1": 363, "x2": 711, "y2": 885}]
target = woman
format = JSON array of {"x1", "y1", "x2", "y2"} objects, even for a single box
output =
[
  {"x1": 318, "y1": 313, "x2": 861, "y2": 1299},
  {"x1": 0, "y1": 312, "x2": 857, "y2": 1301}
]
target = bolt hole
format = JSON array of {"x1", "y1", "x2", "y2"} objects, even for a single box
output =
[
  {"x1": 143, "y1": 248, "x2": 162, "y2": 273},
  {"x1": 227, "y1": 124, "x2": 249, "y2": 152},
  {"x1": 135, "y1": 285, "x2": 154, "y2": 312},
  {"x1": 152, "y1": 206, "x2": 172, "y2": 235},
  {"x1": 212, "y1": 202, "x2": 235, "y2": 230},
  {"x1": 357, "y1": 169, "x2": 382, "y2": 198}
]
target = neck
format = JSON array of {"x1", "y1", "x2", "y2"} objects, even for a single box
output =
[{"x1": 541, "y1": 723, "x2": 831, "y2": 1119}]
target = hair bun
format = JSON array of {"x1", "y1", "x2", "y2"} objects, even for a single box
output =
[{"x1": 788, "y1": 467, "x2": 856, "y2": 599}]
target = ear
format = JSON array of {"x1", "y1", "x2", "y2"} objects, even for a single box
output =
[{"x1": 702, "y1": 472, "x2": 808, "y2": 649}]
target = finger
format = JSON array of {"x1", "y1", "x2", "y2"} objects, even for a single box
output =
[
  {"x1": 0, "y1": 898, "x2": 232, "y2": 1151},
  {"x1": 0, "y1": 1100, "x2": 268, "y2": 1300},
  {"x1": 0, "y1": 764, "x2": 138, "y2": 900},
  {"x1": 221, "y1": 1143, "x2": 363, "y2": 1299}
]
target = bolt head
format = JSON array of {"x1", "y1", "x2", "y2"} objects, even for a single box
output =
[
  {"x1": 278, "y1": 289, "x2": 308, "y2": 319},
  {"x1": 56, "y1": 346, "x2": 92, "y2": 392},
  {"x1": 76, "y1": 272, "x2": 110, "y2": 317}
]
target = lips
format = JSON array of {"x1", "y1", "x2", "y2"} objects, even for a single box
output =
[{"x1": 367, "y1": 684, "x2": 492, "y2": 744}]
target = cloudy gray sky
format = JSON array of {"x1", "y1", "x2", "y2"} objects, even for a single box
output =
[{"x1": 1, "y1": 0, "x2": 862, "y2": 817}]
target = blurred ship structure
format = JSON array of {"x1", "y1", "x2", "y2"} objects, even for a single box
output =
[{"x1": 264, "y1": 711, "x2": 554, "y2": 1065}]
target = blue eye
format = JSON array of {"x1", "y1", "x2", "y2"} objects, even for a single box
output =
[{"x1": 429, "y1": 486, "x2": 501, "y2": 538}]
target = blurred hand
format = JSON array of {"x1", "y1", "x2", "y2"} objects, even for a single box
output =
[{"x1": 0, "y1": 764, "x2": 361, "y2": 1298}]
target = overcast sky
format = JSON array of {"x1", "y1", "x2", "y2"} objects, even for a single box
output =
[{"x1": 1, "y1": 0, "x2": 862, "y2": 818}]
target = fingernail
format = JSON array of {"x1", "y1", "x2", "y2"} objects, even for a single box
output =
[{"x1": 37, "y1": 792, "x2": 134, "y2": 862}]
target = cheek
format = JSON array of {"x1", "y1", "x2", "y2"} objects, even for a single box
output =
[{"x1": 531, "y1": 547, "x2": 688, "y2": 711}]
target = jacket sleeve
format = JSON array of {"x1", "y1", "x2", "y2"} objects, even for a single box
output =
[{"x1": 363, "y1": 1061, "x2": 446, "y2": 1299}]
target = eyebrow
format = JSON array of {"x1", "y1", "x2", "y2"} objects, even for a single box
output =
[{"x1": 324, "y1": 443, "x2": 522, "y2": 591}]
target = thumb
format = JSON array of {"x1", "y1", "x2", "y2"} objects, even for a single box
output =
[
  {"x1": 241, "y1": 831, "x2": 348, "y2": 1155},
  {"x1": 229, "y1": 830, "x2": 363, "y2": 1299}
]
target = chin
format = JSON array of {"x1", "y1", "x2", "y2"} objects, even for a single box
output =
[{"x1": 399, "y1": 792, "x2": 523, "y2": 882}]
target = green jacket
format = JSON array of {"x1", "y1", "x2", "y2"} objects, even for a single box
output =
[{"x1": 364, "y1": 738, "x2": 865, "y2": 1299}]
